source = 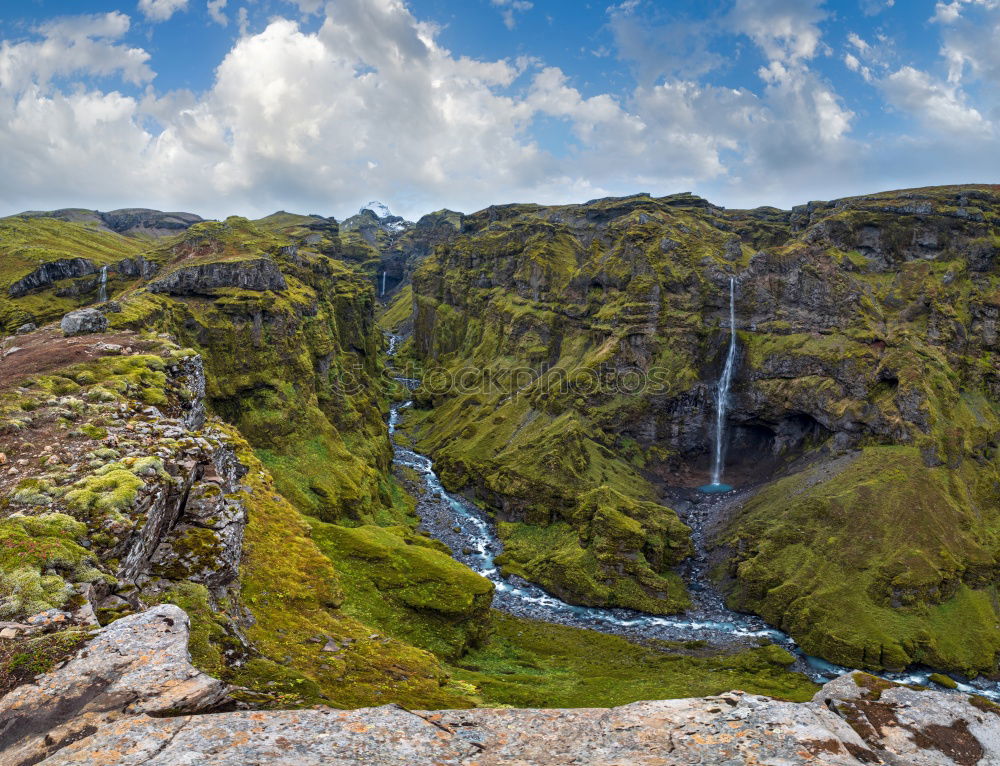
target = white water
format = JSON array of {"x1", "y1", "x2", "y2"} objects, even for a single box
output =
[
  {"x1": 97, "y1": 266, "x2": 108, "y2": 303},
  {"x1": 385, "y1": 332, "x2": 1000, "y2": 699},
  {"x1": 380, "y1": 271, "x2": 387, "y2": 297},
  {"x1": 707, "y1": 277, "x2": 737, "y2": 489}
]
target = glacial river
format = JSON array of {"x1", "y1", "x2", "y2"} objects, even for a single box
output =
[{"x1": 386, "y1": 335, "x2": 1000, "y2": 700}]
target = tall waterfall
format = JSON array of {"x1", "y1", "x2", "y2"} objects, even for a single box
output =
[
  {"x1": 380, "y1": 271, "x2": 386, "y2": 297},
  {"x1": 97, "y1": 266, "x2": 108, "y2": 303},
  {"x1": 701, "y1": 277, "x2": 737, "y2": 493}
]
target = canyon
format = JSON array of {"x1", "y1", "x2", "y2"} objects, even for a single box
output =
[{"x1": 0, "y1": 185, "x2": 997, "y2": 763}]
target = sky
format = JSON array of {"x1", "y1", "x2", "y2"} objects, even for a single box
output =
[{"x1": 0, "y1": 0, "x2": 997, "y2": 221}]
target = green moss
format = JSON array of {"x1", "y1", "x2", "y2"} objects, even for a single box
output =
[
  {"x1": 0, "y1": 215, "x2": 147, "y2": 331},
  {"x1": 212, "y1": 425, "x2": 478, "y2": 710},
  {"x1": 0, "y1": 627, "x2": 92, "y2": 696},
  {"x1": 378, "y1": 284, "x2": 414, "y2": 332},
  {"x1": 720, "y1": 447, "x2": 1000, "y2": 675},
  {"x1": 64, "y1": 469, "x2": 145, "y2": 515},
  {"x1": 495, "y1": 486, "x2": 693, "y2": 614},
  {"x1": 79, "y1": 423, "x2": 107, "y2": 440},
  {"x1": 309, "y1": 521, "x2": 493, "y2": 659},
  {"x1": 0, "y1": 514, "x2": 93, "y2": 619},
  {"x1": 929, "y1": 672, "x2": 958, "y2": 689},
  {"x1": 449, "y1": 612, "x2": 818, "y2": 708}
]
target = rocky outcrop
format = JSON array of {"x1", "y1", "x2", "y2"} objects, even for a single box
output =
[
  {"x1": 59, "y1": 308, "x2": 107, "y2": 336},
  {"x1": 8, "y1": 259, "x2": 98, "y2": 298},
  {"x1": 0, "y1": 605, "x2": 229, "y2": 766},
  {"x1": 147, "y1": 257, "x2": 287, "y2": 295},
  {"x1": 377, "y1": 208, "x2": 464, "y2": 295},
  {"x1": 114, "y1": 255, "x2": 159, "y2": 280},
  {"x1": 99, "y1": 209, "x2": 203, "y2": 238},
  {"x1": 5, "y1": 606, "x2": 1000, "y2": 766}
]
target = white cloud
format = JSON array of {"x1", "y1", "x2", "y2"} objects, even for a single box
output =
[
  {"x1": 728, "y1": 0, "x2": 827, "y2": 64},
  {"x1": 208, "y1": 0, "x2": 228, "y2": 26},
  {"x1": 881, "y1": 66, "x2": 991, "y2": 135},
  {"x1": 607, "y1": 2, "x2": 725, "y2": 84},
  {"x1": 491, "y1": 0, "x2": 533, "y2": 30},
  {"x1": 0, "y1": 12, "x2": 153, "y2": 93},
  {"x1": 861, "y1": 0, "x2": 894, "y2": 15},
  {"x1": 847, "y1": 32, "x2": 870, "y2": 54},
  {"x1": 138, "y1": 0, "x2": 189, "y2": 23},
  {"x1": 237, "y1": 7, "x2": 250, "y2": 36},
  {"x1": 932, "y1": 1, "x2": 1000, "y2": 87}
]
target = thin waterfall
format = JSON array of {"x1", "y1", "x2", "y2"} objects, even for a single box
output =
[
  {"x1": 97, "y1": 266, "x2": 108, "y2": 303},
  {"x1": 702, "y1": 277, "x2": 737, "y2": 492},
  {"x1": 380, "y1": 271, "x2": 386, "y2": 297}
]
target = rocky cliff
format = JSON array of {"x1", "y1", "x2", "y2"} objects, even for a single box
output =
[
  {"x1": 4, "y1": 605, "x2": 999, "y2": 766},
  {"x1": 403, "y1": 185, "x2": 1000, "y2": 674}
]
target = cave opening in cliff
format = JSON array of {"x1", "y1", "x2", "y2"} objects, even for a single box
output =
[{"x1": 721, "y1": 413, "x2": 830, "y2": 485}]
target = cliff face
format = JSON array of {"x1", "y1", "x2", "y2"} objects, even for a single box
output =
[
  {"x1": 108, "y1": 216, "x2": 402, "y2": 526},
  {"x1": 405, "y1": 186, "x2": 1000, "y2": 673}
]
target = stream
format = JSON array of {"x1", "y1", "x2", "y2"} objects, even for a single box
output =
[{"x1": 385, "y1": 334, "x2": 1000, "y2": 700}]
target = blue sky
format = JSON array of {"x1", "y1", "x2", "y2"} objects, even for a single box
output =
[{"x1": 0, "y1": 0, "x2": 997, "y2": 220}]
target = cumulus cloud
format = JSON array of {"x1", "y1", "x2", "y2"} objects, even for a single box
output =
[
  {"x1": 138, "y1": 0, "x2": 189, "y2": 22},
  {"x1": 0, "y1": 0, "x2": 859, "y2": 216},
  {"x1": 728, "y1": 0, "x2": 828, "y2": 64},
  {"x1": 0, "y1": 12, "x2": 153, "y2": 92},
  {"x1": 607, "y1": 2, "x2": 726, "y2": 84},
  {"x1": 0, "y1": 0, "x2": 998, "y2": 219},
  {"x1": 881, "y1": 66, "x2": 991, "y2": 135}
]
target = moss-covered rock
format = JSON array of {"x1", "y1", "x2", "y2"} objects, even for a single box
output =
[{"x1": 718, "y1": 447, "x2": 1000, "y2": 675}]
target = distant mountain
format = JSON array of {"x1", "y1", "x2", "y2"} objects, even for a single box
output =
[{"x1": 15, "y1": 207, "x2": 204, "y2": 238}]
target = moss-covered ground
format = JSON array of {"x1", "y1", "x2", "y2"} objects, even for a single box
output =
[{"x1": 450, "y1": 612, "x2": 818, "y2": 707}]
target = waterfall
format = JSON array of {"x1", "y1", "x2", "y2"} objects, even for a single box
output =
[
  {"x1": 380, "y1": 271, "x2": 386, "y2": 297},
  {"x1": 97, "y1": 266, "x2": 108, "y2": 303},
  {"x1": 701, "y1": 277, "x2": 737, "y2": 493}
]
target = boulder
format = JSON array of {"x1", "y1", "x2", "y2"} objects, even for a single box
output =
[
  {"x1": 59, "y1": 308, "x2": 108, "y2": 336},
  {"x1": 0, "y1": 605, "x2": 228, "y2": 766}
]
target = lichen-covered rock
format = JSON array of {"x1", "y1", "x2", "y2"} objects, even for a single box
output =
[
  {"x1": 59, "y1": 308, "x2": 108, "y2": 336},
  {"x1": 0, "y1": 605, "x2": 228, "y2": 766},
  {"x1": 12, "y1": 637, "x2": 1000, "y2": 766}
]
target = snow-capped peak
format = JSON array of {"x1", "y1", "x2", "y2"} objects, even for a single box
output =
[{"x1": 362, "y1": 201, "x2": 393, "y2": 220}]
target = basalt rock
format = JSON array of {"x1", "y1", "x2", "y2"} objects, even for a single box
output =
[
  {"x1": 0, "y1": 605, "x2": 229, "y2": 766},
  {"x1": 16, "y1": 208, "x2": 203, "y2": 238},
  {"x1": 9, "y1": 258, "x2": 98, "y2": 298},
  {"x1": 147, "y1": 257, "x2": 287, "y2": 295}
]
